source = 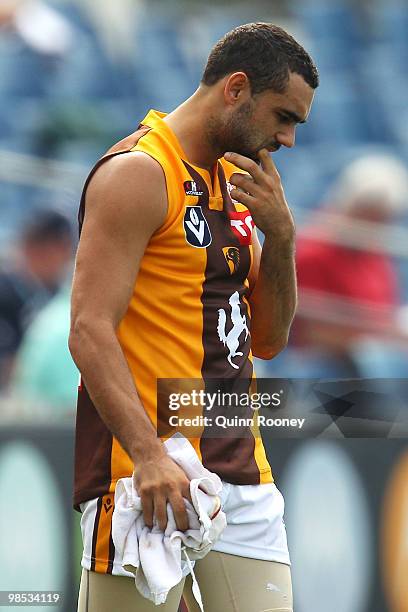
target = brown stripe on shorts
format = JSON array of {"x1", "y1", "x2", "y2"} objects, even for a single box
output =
[
  {"x1": 90, "y1": 497, "x2": 103, "y2": 572},
  {"x1": 92, "y1": 494, "x2": 115, "y2": 573},
  {"x1": 107, "y1": 513, "x2": 115, "y2": 575}
]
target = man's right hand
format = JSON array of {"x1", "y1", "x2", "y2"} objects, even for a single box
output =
[{"x1": 133, "y1": 454, "x2": 191, "y2": 532}]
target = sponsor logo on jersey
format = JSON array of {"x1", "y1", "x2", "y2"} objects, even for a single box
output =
[
  {"x1": 217, "y1": 291, "x2": 249, "y2": 369},
  {"x1": 229, "y1": 210, "x2": 254, "y2": 246},
  {"x1": 183, "y1": 206, "x2": 212, "y2": 248},
  {"x1": 222, "y1": 246, "x2": 240, "y2": 274},
  {"x1": 184, "y1": 180, "x2": 204, "y2": 196},
  {"x1": 103, "y1": 497, "x2": 113, "y2": 514}
]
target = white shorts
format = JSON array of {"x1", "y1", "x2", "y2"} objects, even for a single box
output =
[
  {"x1": 211, "y1": 481, "x2": 290, "y2": 564},
  {"x1": 80, "y1": 481, "x2": 290, "y2": 578}
]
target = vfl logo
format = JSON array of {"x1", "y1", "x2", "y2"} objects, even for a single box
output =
[
  {"x1": 222, "y1": 246, "x2": 240, "y2": 274},
  {"x1": 183, "y1": 206, "x2": 212, "y2": 248},
  {"x1": 184, "y1": 180, "x2": 203, "y2": 196},
  {"x1": 229, "y1": 211, "x2": 254, "y2": 246},
  {"x1": 217, "y1": 291, "x2": 249, "y2": 370},
  {"x1": 103, "y1": 497, "x2": 113, "y2": 514}
]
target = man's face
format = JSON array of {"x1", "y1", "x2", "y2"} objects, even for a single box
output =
[{"x1": 218, "y1": 72, "x2": 315, "y2": 161}]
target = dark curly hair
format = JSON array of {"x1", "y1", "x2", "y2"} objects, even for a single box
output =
[{"x1": 202, "y1": 23, "x2": 319, "y2": 94}]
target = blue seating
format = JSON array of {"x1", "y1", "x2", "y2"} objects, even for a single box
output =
[
  {"x1": 0, "y1": 35, "x2": 55, "y2": 99},
  {"x1": 273, "y1": 146, "x2": 328, "y2": 212},
  {"x1": 351, "y1": 339, "x2": 408, "y2": 380},
  {"x1": 308, "y1": 75, "x2": 373, "y2": 143},
  {"x1": 291, "y1": 1, "x2": 361, "y2": 47},
  {"x1": 51, "y1": 34, "x2": 123, "y2": 100},
  {"x1": 130, "y1": 14, "x2": 195, "y2": 111}
]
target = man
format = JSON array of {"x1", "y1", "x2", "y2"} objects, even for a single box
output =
[
  {"x1": 0, "y1": 209, "x2": 72, "y2": 388},
  {"x1": 294, "y1": 154, "x2": 408, "y2": 378},
  {"x1": 70, "y1": 23, "x2": 318, "y2": 611}
]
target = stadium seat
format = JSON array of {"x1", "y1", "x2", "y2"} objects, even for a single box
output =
[
  {"x1": 350, "y1": 338, "x2": 408, "y2": 380},
  {"x1": 291, "y1": 1, "x2": 361, "y2": 46},
  {"x1": 0, "y1": 35, "x2": 55, "y2": 99}
]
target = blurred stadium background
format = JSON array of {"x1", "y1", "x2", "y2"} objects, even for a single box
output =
[{"x1": 1, "y1": 0, "x2": 408, "y2": 610}]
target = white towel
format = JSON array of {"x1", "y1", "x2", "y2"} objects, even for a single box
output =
[{"x1": 112, "y1": 434, "x2": 227, "y2": 606}]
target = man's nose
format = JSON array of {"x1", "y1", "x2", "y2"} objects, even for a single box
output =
[{"x1": 276, "y1": 127, "x2": 296, "y2": 148}]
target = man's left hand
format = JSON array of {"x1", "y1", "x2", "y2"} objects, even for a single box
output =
[{"x1": 225, "y1": 149, "x2": 295, "y2": 241}]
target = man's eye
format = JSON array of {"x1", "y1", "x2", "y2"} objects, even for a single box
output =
[{"x1": 278, "y1": 113, "x2": 291, "y2": 124}]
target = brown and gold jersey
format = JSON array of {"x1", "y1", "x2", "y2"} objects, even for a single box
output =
[{"x1": 74, "y1": 110, "x2": 273, "y2": 510}]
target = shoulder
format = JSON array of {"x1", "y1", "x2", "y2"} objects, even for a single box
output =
[
  {"x1": 88, "y1": 151, "x2": 166, "y2": 197},
  {"x1": 84, "y1": 151, "x2": 168, "y2": 231}
]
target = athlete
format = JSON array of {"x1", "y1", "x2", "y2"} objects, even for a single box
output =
[{"x1": 70, "y1": 22, "x2": 318, "y2": 612}]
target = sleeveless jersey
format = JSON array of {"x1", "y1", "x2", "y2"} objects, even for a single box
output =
[{"x1": 74, "y1": 109, "x2": 273, "y2": 512}]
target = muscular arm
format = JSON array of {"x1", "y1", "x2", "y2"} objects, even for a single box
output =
[
  {"x1": 249, "y1": 228, "x2": 297, "y2": 359},
  {"x1": 69, "y1": 152, "x2": 190, "y2": 531},
  {"x1": 226, "y1": 149, "x2": 297, "y2": 359}
]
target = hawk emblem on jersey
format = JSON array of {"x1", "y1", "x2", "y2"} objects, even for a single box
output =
[
  {"x1": 227, "y1": 181, "x2": 240, "y2": 204},
  {"x1": 183, "y1": 206, "x2": 212, "y2": 248},
  {"x1": 222, "y1": 246, "x2": 240, "y2": 274},
  {"x1": 184, "y1": 180, "x2": 203, "y2": 196},
  {"x1": 229, "y1": 210, "x2": 254, "y2": 246},
  {"x1": 217, "y1": 291, "x2": 249, "y2": 370}
]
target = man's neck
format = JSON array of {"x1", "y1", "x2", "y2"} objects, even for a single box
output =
[{"x1": 163, "y1": 88, "x2": 222, "y2": 172}]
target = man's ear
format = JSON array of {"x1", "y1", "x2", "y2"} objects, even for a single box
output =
[{"x1": 223, "y1": 72, "x2": 251, "y2": 106}]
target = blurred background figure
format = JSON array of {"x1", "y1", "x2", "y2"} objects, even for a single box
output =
[
  {"x1": 292, "y1": 154, "x2": 408, "y2": 378},
  {"x1": 0, "y1": 0, "x2": 73, "y2": 107},
  {"x1": 0, "y1": 209, "x2": 73, "y2": 388},
  {"x1": 0, "y1": 0, "x2": 73, "y2": 57},
  {"x1": 256, "y1": 151, "x2": 408, "y2": 379},
  {"x1": 10, "y1": 280, "x2": 79, "y2": 419}
]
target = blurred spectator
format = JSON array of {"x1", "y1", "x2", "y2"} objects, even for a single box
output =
[
  {"x1": 0, "y1": 209, "x2": 73, "y2": 388},
  {"x1": 0, "y1": 0, "x2": 73, "y2": 57},
  {"x1": 293, "y1": 154, "x2": 408, "y2": 378},
  {"x1": 11, "y1": 280, "x2": 78, "y2": 419},
  {"x1": 78, "y1": 0, "x2": 143, "y2": 65}
]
